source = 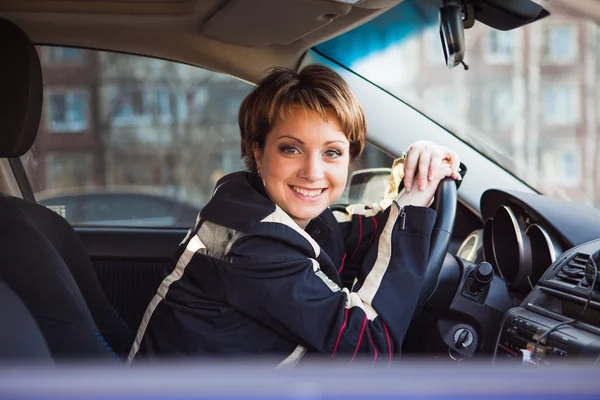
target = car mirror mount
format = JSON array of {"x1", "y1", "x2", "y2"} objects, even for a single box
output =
[
  {"x1": 439, "y1": 0, "x2": 472, "y2": 70},
  {"x1": 438, "y1": 0, "x2": 549, "y2": 70}
]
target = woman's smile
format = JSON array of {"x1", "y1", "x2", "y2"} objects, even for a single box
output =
[{"x1": 289, "y1": 185, "x2": 328, "y2": 201}]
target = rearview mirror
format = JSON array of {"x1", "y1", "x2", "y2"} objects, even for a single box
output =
[
  {"x1": 438, "y1": 0, "x2": 548, "y2": 70},
  {"x1": 439, "y1": 0, "x2": 471, "y2": 69}
]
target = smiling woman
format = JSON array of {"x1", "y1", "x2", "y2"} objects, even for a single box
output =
[
  {"x1": 239, "y1": 65, "x2": 366, "y2": 229},
  {"x1": 127, "y1": 64, "x2": 460, "y2": 365}
]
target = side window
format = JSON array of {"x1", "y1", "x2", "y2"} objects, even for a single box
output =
[{"x1": 22, "y1": 47, "x2": 253, "y2": 228}]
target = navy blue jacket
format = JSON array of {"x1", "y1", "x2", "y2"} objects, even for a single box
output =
[{"x1": 127, "y1": 171, "x2": 436, "y2": 366}]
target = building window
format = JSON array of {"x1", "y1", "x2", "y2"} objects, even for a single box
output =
[
  {"x1": 542, "y1": 85, "x2": 580, "y2": 125},
  {"x1": 542, "y1": 147, "x2": 581, "y2": 187},
  {"x1": 45, "y1": 47, "x2": 84, "y2": 64},
  {"x1": 486, "y1": 86, "x2": 515, "y2": 129},
  {"x1": 483, "y1": 30, "x2": 515, "y2": 65},
  {"x1": 107, "y1": 86, "x2": 152, "y2": 126},
  {"x1": 561, "y1": 152, "x2": 578, "y2": 179},
  {"x1": 155, "y1": 88, "x2": 172, "y2": 124},
  {"x1": 47, "y1": 91, "x2": 89, "y2": 133},
  {"x1": 543, "y1": 25, "x2": 578, "y2": 64},
  {"x1": 45, "y1": 152, "x2": 93, "y2": 191}
]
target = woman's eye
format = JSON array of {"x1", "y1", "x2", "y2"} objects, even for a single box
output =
[
  {"x1": 280, "y1": 146, "x2": 300, "y2": 155},
  {"x1": 324, "y1": 149, "x2": 342, "y2": 158}
]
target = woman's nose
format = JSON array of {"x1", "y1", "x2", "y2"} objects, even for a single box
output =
[{"x1": 299, "y1": 154, "x2": 325, "y2": 181}]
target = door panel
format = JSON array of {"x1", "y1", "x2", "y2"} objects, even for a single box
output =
[
  {"x1": 76, "y1": 227, "x2": 187, "y2": 259},
  {"x1": 76, "y1": 228, "x2": 187, "y2": 331}
]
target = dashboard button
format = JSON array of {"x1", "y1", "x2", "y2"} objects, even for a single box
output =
[
  {"x1": 552, "y1": 348, "x2": 568, "y2": 357},
  {"x1": 550, "y1": 332, "x2": 573, "y2": 346}
]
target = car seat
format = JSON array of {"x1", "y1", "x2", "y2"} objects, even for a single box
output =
[
  {"x1": 0, "y1": 280, "x2": 53, "y2": 363},
  {"x1": 0, "y1": 17, "x2": 133, "y2": 360}
]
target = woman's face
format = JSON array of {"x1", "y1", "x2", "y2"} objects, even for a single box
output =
[{"x1": 254, "y1": 108, "x2": 350, "y2": 229}]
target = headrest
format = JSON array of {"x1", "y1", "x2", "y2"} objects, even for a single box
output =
[{"x1": 0, "y1": 19, "x2": 42, "y2": 158}]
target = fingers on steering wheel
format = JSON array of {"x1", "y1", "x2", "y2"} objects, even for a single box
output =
[
  {"x1": 445, "y1": 149, "x2": 461, "y2": 180},
  {"x1": 438, "y1": 163, "x2": 454, "y2": 181},
  {"x1": 403, "y1": 147, "x2": 419, "y2": 192},
  {"x1": 417, "y1": 146, "x2": 433, "y2": 191},
  {"x1": 428, "y1": 148, "x2": 444, "y2": 182}
]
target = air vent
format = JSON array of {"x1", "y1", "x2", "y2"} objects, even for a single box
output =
[{"x1": 555, "y1": 253, "x2": 589, "y2": 285}]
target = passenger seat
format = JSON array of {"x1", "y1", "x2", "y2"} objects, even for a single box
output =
[
  {"x1": 0, "y1": 281, "x2": 52, "y2": 363},
  {"x1": 0, "y1": 17, "x2": 132, "y2": 360}
]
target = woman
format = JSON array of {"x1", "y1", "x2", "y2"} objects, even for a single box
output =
[{"x1": 127, "y1": 65, "x2": 461, "y2": 366}]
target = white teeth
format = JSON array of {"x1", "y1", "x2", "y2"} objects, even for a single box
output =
[{"x1": 292, "y1": 186, "x2": 323, "y2": 197}]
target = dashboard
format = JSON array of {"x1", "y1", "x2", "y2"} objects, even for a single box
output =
[{"x1": 422, "y1": 189, "x2": 600, "y2": 365}]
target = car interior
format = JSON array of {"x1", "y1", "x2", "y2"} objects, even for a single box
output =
[{"x1": 1, "y1": 0, "x2": 600, "y2": 370}]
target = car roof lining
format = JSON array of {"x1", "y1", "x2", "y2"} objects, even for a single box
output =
[{"x1": 0, "y1": 0, "x2": 403, "y2": 83}]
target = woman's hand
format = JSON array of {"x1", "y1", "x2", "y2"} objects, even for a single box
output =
[
  {"x1": 403, "y1": 141, "x2": 461, "y2": 193},
  {"x1": 396, "y1": 159, "x2": 454, "y2": 207}
]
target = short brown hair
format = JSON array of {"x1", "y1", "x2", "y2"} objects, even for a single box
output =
[{"x1": 238, "y1": 65, "x2": 366, "y2": 172}]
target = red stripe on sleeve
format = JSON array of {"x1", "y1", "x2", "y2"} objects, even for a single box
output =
[
  {"x1": 368, "y1": 327, "x2": 378, "y2": 364},
  {"x1": 337, "y1": 253, "x2": 347, "y2": 275},
  {"x1": 350, "y1": 314, "x2": 368, "y2": 362},
  {"x1": 383, "y1": 322, "x2": 392, "y2": 365},
  {"x1": 367, "y1": 216, "x2": 379, "y2": 247},
  {"x1": 330, "y1": 308, "x2": 349, "y2": 359},
  {"x1": 350, "y1": 215, "x2": 363, "y2": 260}
]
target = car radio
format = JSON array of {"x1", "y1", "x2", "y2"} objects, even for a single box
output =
[{"x1": 495, "y1": 308, "x2": 600, "y2": 365}]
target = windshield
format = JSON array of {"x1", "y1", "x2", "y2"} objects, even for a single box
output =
[{"x1": 316, "y1": 0, "x2": 600, "y2": 209}]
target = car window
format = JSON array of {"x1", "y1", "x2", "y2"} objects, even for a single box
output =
[
  {"x1": 22, "y1": 47, "x2": 254, "y2": 228},
  {"x1": 21, "y1": 47, "x2": 395, "y2": 227}
]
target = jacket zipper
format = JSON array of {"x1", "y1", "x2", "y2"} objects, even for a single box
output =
[
  {"x1": 399, "y1": 206, "x2": 406, "y2": 230},
  {"x1": 392, "y1": 200, "x2": 407, "y2": 230}
]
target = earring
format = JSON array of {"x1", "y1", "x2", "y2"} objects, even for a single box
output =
[{"x1": 257, "y1": 168, "x2": 266, "y2": 185}]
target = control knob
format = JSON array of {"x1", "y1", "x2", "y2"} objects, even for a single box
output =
[{"x1": 467, "y1": 262, "x2": 494, "y2": 294}]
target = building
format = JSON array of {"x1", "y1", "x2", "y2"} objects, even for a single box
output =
[
  {"x1": 27, "y1": 46, "x2": 102, "y2": 193},
  {"x1": 26, "y1": 47, "x2": 252, "y2": 207}
]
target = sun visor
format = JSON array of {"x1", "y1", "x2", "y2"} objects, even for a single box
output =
[{"x1": 201, "y1": 0, "x2": 352, "y2": 47}]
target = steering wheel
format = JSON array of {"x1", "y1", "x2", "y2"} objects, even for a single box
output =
[{"x1": 413, "y1": 177, "x2": 457, "y2": 316}]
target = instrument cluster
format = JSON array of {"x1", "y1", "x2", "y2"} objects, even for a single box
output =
[{"x1": 482, "y1": 204, "x2": 562, "y2": 292}]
